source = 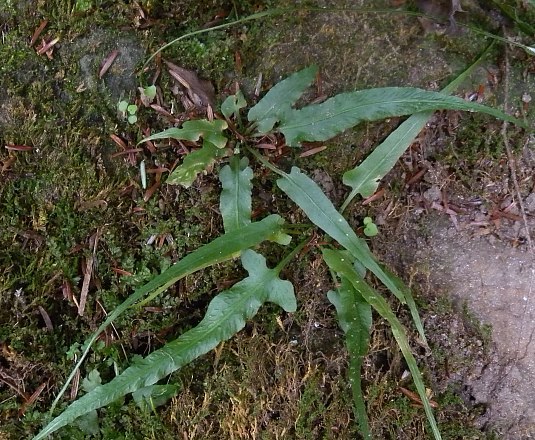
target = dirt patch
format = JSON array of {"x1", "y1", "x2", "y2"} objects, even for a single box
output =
[{"x1": 391, "y1": 212, "x2": 535, "y2": 438}]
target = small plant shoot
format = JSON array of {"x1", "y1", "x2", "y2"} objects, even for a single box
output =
[{"x1": 363, "y1": 217, "x2": 378, "y2": 237}]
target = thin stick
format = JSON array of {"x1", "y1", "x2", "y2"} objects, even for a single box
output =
[{"x1": 501, "y1": 28, "x2": 535, "y2": 378}]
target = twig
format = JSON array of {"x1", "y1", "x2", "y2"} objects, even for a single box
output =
[
  {"x1": 501, "y1": 31, "x2": 533, "y2": 252},
  {"x1": 500, "y1": 28, "x2": 535, "y2": 376}
]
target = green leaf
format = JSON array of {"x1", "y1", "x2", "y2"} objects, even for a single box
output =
[
  {"x1": 34, "y1": 250, "x2": 295, "y2": 439},
  {"x1": 133, "y1": 384, "x2": 179, "y2": 412},
  {"x1": 81, "y1": 369, "x2": 101, "y2": 393},
  {"x1": 276, "y1": 167, "x2": 404, "y2": 301},
  {"x1": 343, "y1": 112, "x2": 435, "y2": 198},
  {"x1": 247, "y1": 65, "x2": 318, "y2": 134},
  {"x1": 118, "y1": 100, "x2": 128, "y2": 113},
  {"x1": 75, "y1": 410, "x2": 99, "y2": 436},
  {"x1": 327, "y1": 276, "x2": 372, "y2": 440},
  {"x1": 46, "y1": 214, "x2": 286, "y2": 417},
  {"x1": 341, "y1": 42, "x2": 494, "y2": 203},
  {"x1": 143, "y1": 85, "x2": 157, "y2": 99},
  {"x1": 219, "y1": 156, "x2": 253, "y2": 232},
  {"x1": 277, "y1": 87, "x2": 527, "y2": 146},
  {"x1": 127, "y1": 104, "x2": 138, "y2": 115},
  {"x1": 127, "y1": 114, "x2": 138, "y2": 124},
  {"x1": 140, "y1": 119, "x2": 228, "y2": 149},
  {"x1": 221, "y1": 90, "x2": 247, "y2": 119},
  {"x1": 322, "y1": 249, "x2": 441, "y2": 440},
  {"x1": 379, "y1": 265, "x2": 428, "y2": 347},
  {"x1": 363, "y1": 221, "x2": 378, "y2": 237},
  {"x1": 167, "y1": 141, "x2": 227, "y2": 187}
]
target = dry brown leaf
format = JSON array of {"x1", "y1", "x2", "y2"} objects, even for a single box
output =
[
  {"x1": 164, "y1": 60, "x2": 215, "y2": 110},
  {"x1": 99, "y1": 50, "x2": 119, "y2": 79}
]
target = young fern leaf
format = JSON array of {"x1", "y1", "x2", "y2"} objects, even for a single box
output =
[
  {"x1": 323, "y1": 249, "x2": 442, "y2": 440},
  {"x1": 139, "y1": 119, "x2": 229, "y2": 187},
  {"x1": 139, "y1": 119, "x2": 228, "y2": 148},
  {"x1": 34, "y1": 250, "x2": 296, "y2": 440},
  {"x1": 380, "y1": 264, "x2": 428, "y2": 347},
  {"x1": 219, "y1": 156, "x2": 253, "y2": 232},
  {"x1": 221, "y1": 90, "x2": 247, "y2": 120},
  {"x1": 327, "y1": 276, "x2": 372, "y2": 440},
  {"x1": 248, "y1": 65, "x2": 318, "y2": 134},
  {"x1": 167, "y1": 141, "x2": 226, "y2": 187},
  {"x1": 277, "y1": 86, "x2": 527, "y2": 146}
]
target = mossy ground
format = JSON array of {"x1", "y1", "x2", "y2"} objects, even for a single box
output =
[{"x1": 1, "y1": 0, "x2": 534, "y2": 439}]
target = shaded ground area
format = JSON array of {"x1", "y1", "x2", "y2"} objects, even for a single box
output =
[{"x1": 1, "y1": 0, "x2": 534, "y2": 439}]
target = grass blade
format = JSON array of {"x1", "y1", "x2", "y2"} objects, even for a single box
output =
[
  {"x1": 34, "y1": 250, "x2": 295, "y2": 440},
  {"x1": 323, "y1": 248, "x2": 441, "y2": 440},
  {"x1": 49, "y1": 214, "x2": 286, "y2": 413},
  {"x1": 327, "y1": 276, "x2": 372, "y2": 439},
  {"x1": 278, "y1": 87, "x2": 526, "y2": 146},
  {"x1": 219, "y1": 156, "x2": 253, "y2": 232}
]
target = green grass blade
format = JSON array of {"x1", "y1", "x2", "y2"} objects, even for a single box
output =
[
  {"x1": 278, "y1": 87, "x2": 527, "y2": 146},
  {"x1": 219, "y1": 156, "x2": 253, "y2": 232},
  {"x1": 167, "y1": 141, "x2": 227, "y2": 187},
  {"x1": 142, "y1": 9, "x2": 287, "y2": 70},
  {"x1": 327, "y1": 277, "x2": 372, "y2": 439},
  {"x1": 247, "y1": 65, "x2": 318, "y2": 133},
  {"x1": 34, "y1": 250, "x2": 295, "y2": 440},
  {"x1": 49, "y1": 214, "x2": 285, "y2": 413},
  {"x1": 323, "y1": 248, "x2": 442, "y2": 440},
  {"x1": 341, "y1": 42, "x2": 496, "y2": 207},
  {"x1": 276, "y1": 167, "x2": 404, "y2": 301}
]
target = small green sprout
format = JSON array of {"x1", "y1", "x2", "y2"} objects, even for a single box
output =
[
  {"x1": 363, "y1": 216, "x2": 378, "y2": 237},
  {"x1": 118, "y1": 100, "x2": 138, "y2": 124}
]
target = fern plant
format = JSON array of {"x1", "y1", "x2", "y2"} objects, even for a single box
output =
[{"x1": 34, "y1": 64, "x2": 527, "y2": 440}]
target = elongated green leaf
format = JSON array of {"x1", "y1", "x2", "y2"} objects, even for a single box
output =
[
  {"x1": 221, "y1": 90, "x2": 247, "y2": 119},
  {"x1": 140, "y1": 119, "x2": 228, "y2": 149},
  {"x1": 341, "y1": 43, "x2": 495, "y2": 203},
  {"x1": 167, "y1": 141, "x2": 226, "y2": 187},
  {"x1": 34, "y1": 250, "x2": 295, "y2": 440},
  {"x1": 276, "y1": 167, "x2": 404, "y2": 301},
  {"x1": 343, "y1": 115, "x2": 432, "y2": 198},
  {"x1": 48, "y1": 214, "x2": 286, "y2": 414},
  {"x1": 327, "y1": 277, "x2": 372, "y2": 439},
  {"x1": 248, "y1": 65, "x2": 318, "y2": 133},
  {"x1": 219, "y1": 156, "x2": 253, "y2": 232},
  {"x1": 278, "y1": 87, "x2": 526, "y2": 146},
  {"x1": 322, "y1": 249, "x2": 441, "y2": 440},
  {"x1": 380, "y1": 265, "x2": 428, "y2": 347}
]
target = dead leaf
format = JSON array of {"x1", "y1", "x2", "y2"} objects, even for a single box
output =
[
  {"x1": 30, "y1": 20, "x2": 48, "y2": 47},
  {"x1": 164, "y1": 60, "x2": 215, "y2": 110},
  {"x1": 99, "y1": 50, "x2": 119, "y2": 79}
]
